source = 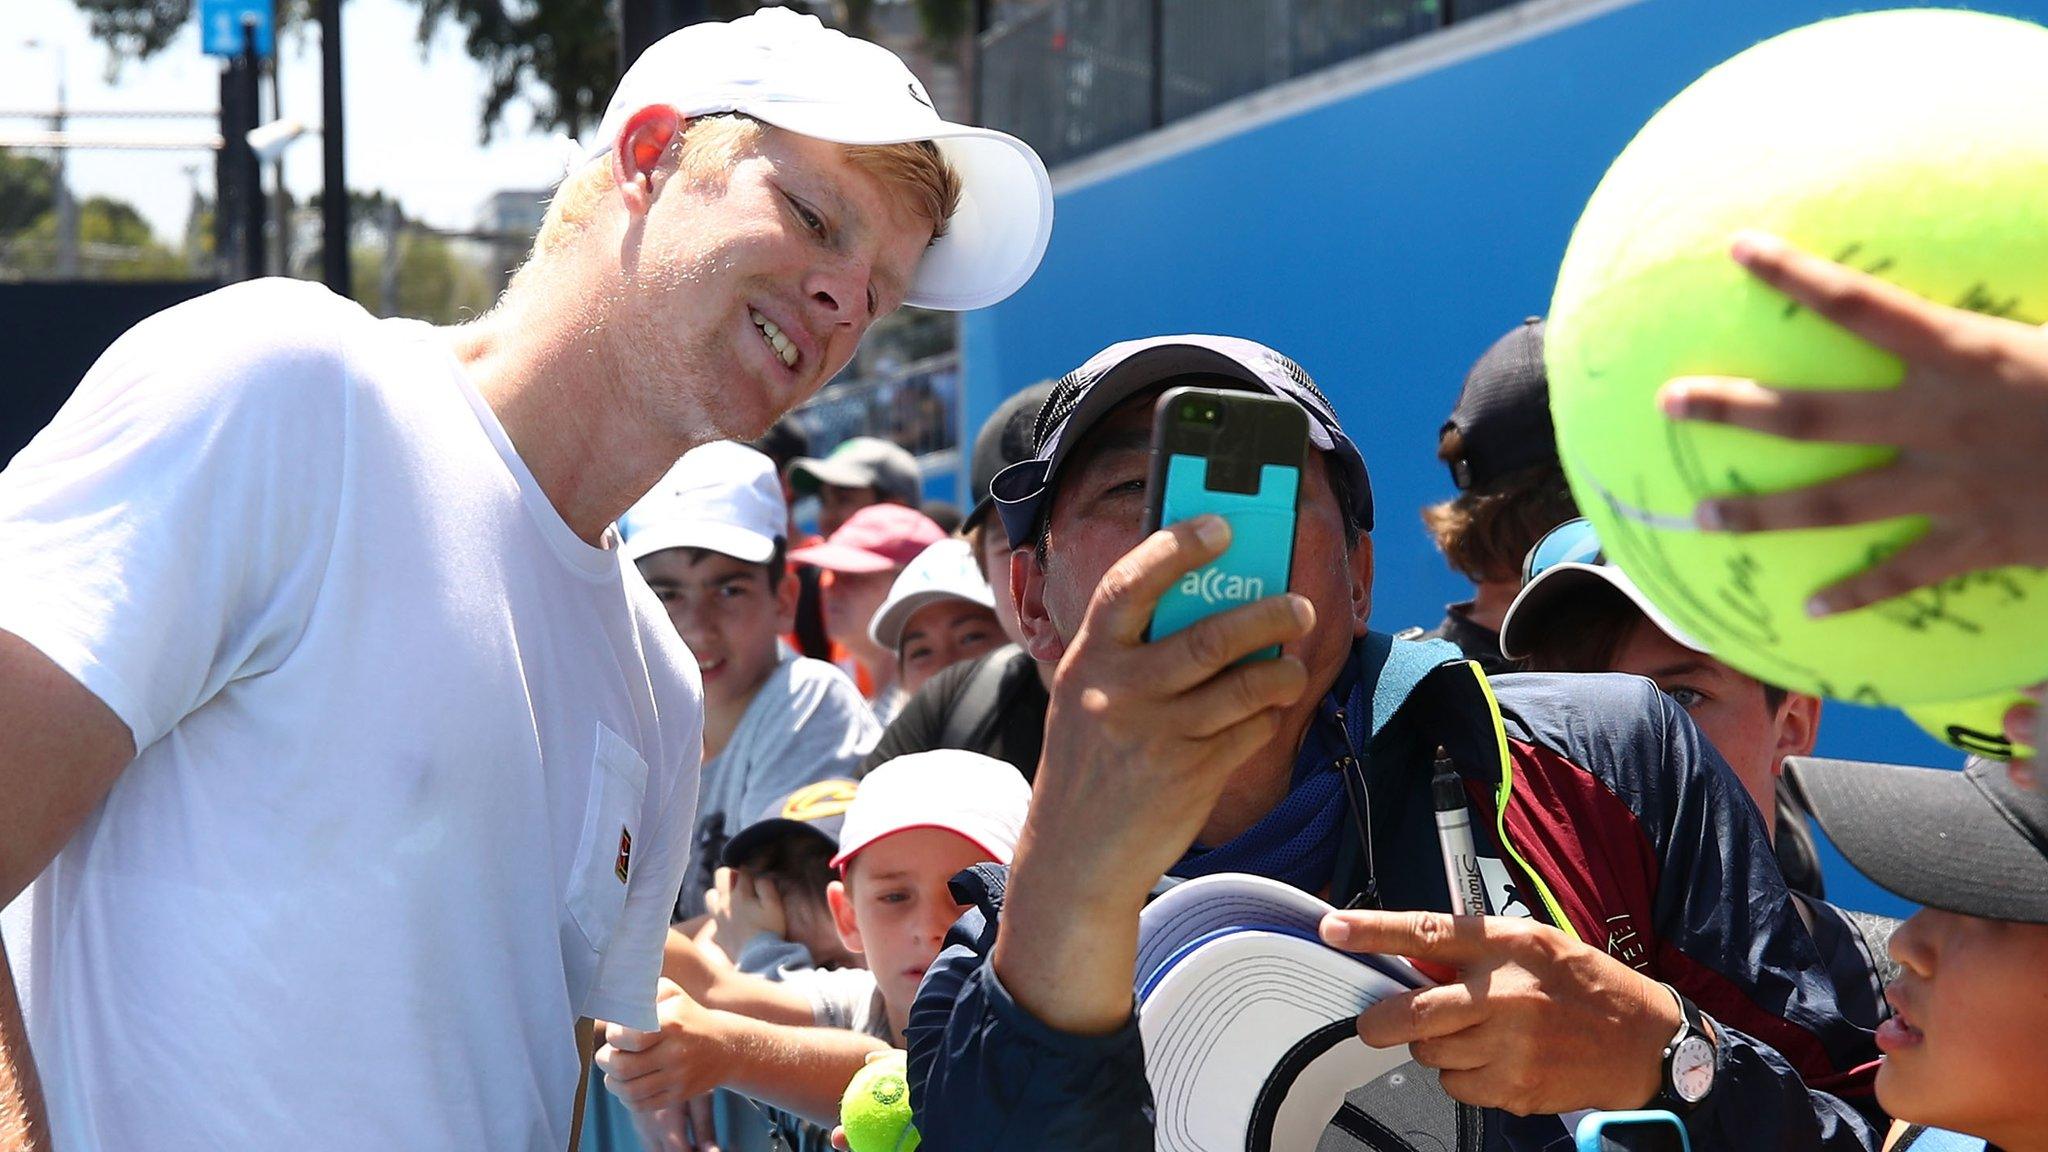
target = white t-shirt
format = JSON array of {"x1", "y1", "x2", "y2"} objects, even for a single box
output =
[{"x1": 0, "y1": 280, "x2": 702, "y2": 1152}]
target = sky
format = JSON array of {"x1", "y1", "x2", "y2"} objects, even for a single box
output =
[{"x1": 1, "y1": 0, "x2": 580, "y2": 242}]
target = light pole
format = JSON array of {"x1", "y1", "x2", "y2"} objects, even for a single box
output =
[{"x1": 22, "y1": 38, "x2": 77, "y2": 278}]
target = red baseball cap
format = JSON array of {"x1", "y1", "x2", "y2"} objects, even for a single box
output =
[{"x1": 787, "y1": 503, "x2": 945, "y2": 574}]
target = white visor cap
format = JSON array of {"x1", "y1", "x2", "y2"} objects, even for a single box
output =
[{"x1": 591, "y1": 6, "x2": 1053, "y2": 312}]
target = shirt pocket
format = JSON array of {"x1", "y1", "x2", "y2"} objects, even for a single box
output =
[{"x1": 566, "y1": 722, "x2": 650, "y2": 954}]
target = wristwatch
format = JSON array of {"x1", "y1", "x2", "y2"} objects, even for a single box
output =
[{"x1": 1653, "y1": 983, "x2": 1717, "y2": 1114}]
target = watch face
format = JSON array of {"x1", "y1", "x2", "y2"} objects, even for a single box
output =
[{"x1": 1672, "y1": 1035, "x2": 1715, "y2": 1103}]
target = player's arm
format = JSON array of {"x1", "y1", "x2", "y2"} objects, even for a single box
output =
[
  {"x1": 0, "y1": 629, "x2": 139, "y2": 1151},
  {"x1": 597, "y1": 980, "x2": 888, "y2": 1124}
]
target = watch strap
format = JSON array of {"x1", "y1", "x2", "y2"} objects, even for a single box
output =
[{"x1": 1654, "y1": 982, "x2": 1714, "y2": 1115}]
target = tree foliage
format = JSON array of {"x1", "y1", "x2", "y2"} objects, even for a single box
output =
[
  {"x1": 0, "y1": 148, "x2": 196, "y2": 280},
  {"x1": 71, "y1": 0, "x2": 976, "y2": 140},
  {"x1": 0, "y1": 150, "x2": 60, "y2": 236}
]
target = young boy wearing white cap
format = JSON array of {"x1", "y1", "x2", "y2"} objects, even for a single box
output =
[
  {"x1": 621, "y1": 441, "x2": 880, "y2": 921},
  {"x1": 596, "y1": 751, "x2": 1029, "y2": 1141},
  {"x1": 0, "y1": 6, "x2": 1050, "y2": 1148},
  {"x1": 868, "y1": 538, "x2": 1004, "y2": 698}
]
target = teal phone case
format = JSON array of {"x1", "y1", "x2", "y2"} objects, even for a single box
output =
[
  {"x1": 1144, "y1": 387, "x2": 1306, "y2": 657},
  {"x1": 1150, "y1": 456, "x2": 1299, "y2": 655}
]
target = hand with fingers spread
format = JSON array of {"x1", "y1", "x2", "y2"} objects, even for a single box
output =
[
  {"x1": 1658, "y1": 230, "x2": 2048, "y2": 617},
  {"x1": 992, "y1": 515, "x2": 1318, "y2": 1035},
  {"x1": 1321, "y1": 909, "x2": 1684, "y2": 1117}
]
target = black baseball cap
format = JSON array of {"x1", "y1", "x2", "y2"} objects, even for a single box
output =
[
  {"x1": 1442, "y1": 317, "x2": 1555, "y2": 491},
  {"x1": 1787, "y1": 756, "x2": 2048, "y2": 924},
  {"x1": 989, "y1": 335, "x2": 1372, "y2": 549},
  {"x1": 964, "y1": 381, "x2": 1056, "y2": 532},
  {"x1": 719, "y1": 778, "x2": 858, "y2": 867}
]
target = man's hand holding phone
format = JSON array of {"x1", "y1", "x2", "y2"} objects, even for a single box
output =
[{"x1": 994, "y1": 514, "x2": 1316, "y2": 1036}]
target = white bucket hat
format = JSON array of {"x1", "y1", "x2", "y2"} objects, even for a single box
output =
[{"x1": 591, "y1": 6, "x2": 1053, "y2": 311}]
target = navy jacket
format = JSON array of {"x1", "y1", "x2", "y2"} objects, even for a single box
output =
[{"x1": 906, "y1": 634, "x2": 1883, "y2": 1152}]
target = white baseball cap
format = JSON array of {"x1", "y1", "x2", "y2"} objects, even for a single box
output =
[
  {"x1": 867, "y1": 537, "x2": 997, "y2": 651},
  {"x1": 590, "y1": 6, "x2": 1053, "y2": 312},
  {"x1": 831, "y1": 750, "x2": 1030, "y2": 870},
  {"x1": 620, "y1": 441, "x2": 788, "y2": 564}
]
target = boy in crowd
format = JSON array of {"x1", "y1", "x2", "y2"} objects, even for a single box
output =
[
  {"x1": 1409, "y1": 317, "x2": 1579, "y2": 672},
  {"x1": 708, "y1": 779, "x2": 864, "y2": 979},
  {"x1": 1500, "y1": 517, "x2": 1889, "y2": 1019},
  {"x1": 789, "y1": 436, "x2": 924, "y2": 536},
  {"x1": 622, "y1": 442, "x2": 880, "y2": 920},
  {"x1": 598, "y1": 751, "x2": 1031, "y2": 1151},
  {"x1": 862, "y1": 382, "x2": 1056, "y2": 778},
  {"x1": 868, "y1": 538, "x2": 1005, "y2": 698},
  {"x1": 789, "y1": 503, "x2": 946, "y2": 721},
  {"x1": 1791, "y1": 755, "x2": 2048, "y2": 1152}
]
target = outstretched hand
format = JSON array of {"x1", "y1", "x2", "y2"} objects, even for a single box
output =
[{"x1": 1657, "y1": 230, "x2": 2048, "y2": 617}]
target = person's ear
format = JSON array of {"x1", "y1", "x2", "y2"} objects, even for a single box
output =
[
  {"x1": 774, "y1": 564, "x2": 800, "y2": 633},
  {"x1": 826, "y1": 877, "x2": 864, "y2": 957},
  {"x1": 1346, "y1": 535, "x2": 1374, "y2": 638},
  {"x1": 1013, "y1": 545, "x2": 1067, "y2": 663},
  {"x1": 611, "y1": 105, "x2": 686, "y2": 217},
  {"x1": 1772, "y1": 692, "x2": 1823, "y2": 769}
]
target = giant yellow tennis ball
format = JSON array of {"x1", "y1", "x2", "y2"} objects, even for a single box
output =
[
  {"x1": 1547, "y1": 8, "x2": 2048, "y2": 705},
  {"x1": 840, "y1": 1050, "x2": 920, "y2": 1152},
  {"x1": 1904, "y1": 691, "x2": 2037, "y2": 762}
]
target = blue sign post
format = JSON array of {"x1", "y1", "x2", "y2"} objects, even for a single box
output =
[{"x1": 201, "y1": 0, "x2": 274, "y2": 58}]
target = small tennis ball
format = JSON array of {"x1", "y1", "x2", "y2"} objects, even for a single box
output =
[
  {"x1": 1548, "y1": 8, "x2": 2048, "y2": 705},
  {"x1": 840, "y1": 1050, "x2": 920, "y2": 1152},
  {"x1": 1904, "y1": 691, "x2": 2037, "y2": 762}
]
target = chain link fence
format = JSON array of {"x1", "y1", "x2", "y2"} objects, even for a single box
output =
[
  {"x1": 789, "y1": 351, "x2": 964, "y2": 461},
  {"x1": 980, "y1": 0, "x2": 1531, "y2": 167}
]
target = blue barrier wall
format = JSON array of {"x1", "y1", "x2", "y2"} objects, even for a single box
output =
[{"x1": 959, "y1": 0, "x2": 2048, "y2": 916}]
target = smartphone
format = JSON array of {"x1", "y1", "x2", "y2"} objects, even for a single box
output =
[
  {"x1": 1574, "y1": 1110, "x2": 1691, "y2": 1152},
  {"x1": 1142, "y1": 386, "x2": 1307, "y2": 659}
]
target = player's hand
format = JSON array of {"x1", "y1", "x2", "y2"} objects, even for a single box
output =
[
  {"x1": 1321, "y1": 910, "x2": 1681, "y2": 1116},
  {"x1": 597, "y1": 978, "x2": 734, "y2": 1114},
  {"x1": 1656, "y1": 230, "x2": 2048, "y2": 617},
  {"x1": 713, "y1": 865, "x2": 788, "y2": 944}
]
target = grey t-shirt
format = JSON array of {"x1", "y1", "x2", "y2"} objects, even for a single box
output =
[{"x1": 677, "y1": 650, "x2": 880, "y2": 918}]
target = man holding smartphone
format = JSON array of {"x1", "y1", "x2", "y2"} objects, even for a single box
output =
[{"x1": 906, "y1": 335, "x2": 1882, "y2": 1152}]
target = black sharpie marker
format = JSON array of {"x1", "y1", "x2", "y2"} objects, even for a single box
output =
[{"x1": 1432, "y1": 746, "x2": 1488, "y2": 917}]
